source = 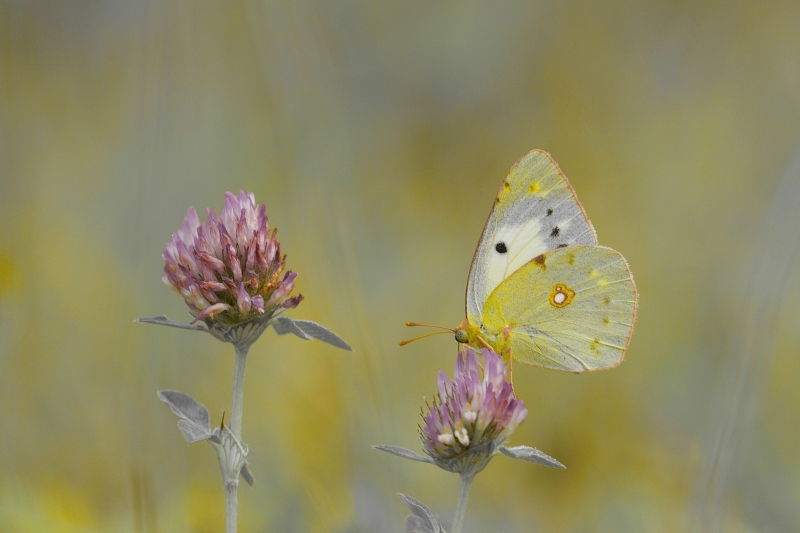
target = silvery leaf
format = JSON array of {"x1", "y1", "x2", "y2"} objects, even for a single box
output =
[
  {"x1": 498, "y1": 445, "x2": 566, "y2": 469},
  {"x1": 397, "y1": 493, "x2": 441, "y2": 533},
  {"x1": 240, "y1": 464, "x2": 254, "y2": 486},
  {"x1": 291, "y1": 319, "x2": 353, "y2": 351},
  {"x1": 274, "y1": 317, "x2": 312, "y2": 340},
  {"x1": 373, "y1": 445, "x2": 434, "y2": 464},
  {"x1": 406, "y1": 516, "x2": 436, "y2": 533},
  {"x1": 177, "y1": 420, "x2": 215, "y2": 444},
  {"x1": 274, "y1": 317, "x2": 353, "y2": 351},
  {"x1": 157, "y1": 390, "x2": 214, "y2": 444},
  {"x1": 271, "y1": 319, "x2": 292, "y2": 336},
  {"x1": 137, "y1": 315, "x2": 206, "y2": 331}
]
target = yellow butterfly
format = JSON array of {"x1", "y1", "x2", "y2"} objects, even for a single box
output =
[{"x1": 406, "y1": 150, "x2": 638, "y2": 373}]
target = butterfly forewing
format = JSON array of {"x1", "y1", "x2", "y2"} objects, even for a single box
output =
[
  {"x1": 466, "y1": 150, "x2": 598, "y2": 325},
  {"x1": 482, "y1": 246, "x2": 637, "y2": 372}
]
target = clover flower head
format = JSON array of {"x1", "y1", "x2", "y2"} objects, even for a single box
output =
[
  {"x1": 420, "y1": 347, "x2": 527, "y2": 474},
  {"x1": 162, "y1": 191, "x2": 303, "y2": 327}
]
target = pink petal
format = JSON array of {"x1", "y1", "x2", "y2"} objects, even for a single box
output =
[
  {"x1": 237, "y1": 282, "x2": 252, "y2": 314},
  {"x1": 191, "y1": 302, "x2": 232, "y2": 324}
]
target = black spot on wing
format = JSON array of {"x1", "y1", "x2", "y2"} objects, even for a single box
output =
[
  {"x1": 550, "y1": 226, "x2": 560, "y2": 238},
  {"x1": 556, "y1": 244, "x2": 568, "y2": 248},
  {"x1": 546, "y1": 208, "x2": 553, "y2": 216},
  {"x1": 495, "y1": 242, "x2": 508, "y2": 254}
]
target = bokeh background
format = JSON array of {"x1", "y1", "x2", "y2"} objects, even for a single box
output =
[{"x1": 2, "y1": 1, "x2": 800, "y2": 532}]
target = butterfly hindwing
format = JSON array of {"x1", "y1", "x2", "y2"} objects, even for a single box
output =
[
  {"x1": 481, "y1": 246, "x2": 637, "y2": 372},
  {"x1": 466, "y1": 150, "x2": 598, "y2": 325}
]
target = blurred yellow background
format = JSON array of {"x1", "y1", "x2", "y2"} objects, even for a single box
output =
[{"x1": 2, "y1": 1, "x2": 800, "y2": 532}]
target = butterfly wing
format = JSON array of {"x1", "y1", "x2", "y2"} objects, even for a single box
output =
[
  {"x1": 481, "y1": 246, "x2": 638, "y2": 372},
  {"x1": 466, "y1": 150, "x2": 598, "y2": 327}
]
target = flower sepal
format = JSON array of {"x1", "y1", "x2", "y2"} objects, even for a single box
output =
[
  {"x1": 137, "y1": 312, "x2": 277, "y2": 349},
  {"x1": 373, "y1": 440, "x2": 503, "y2": 477},
  {"x1": 203, "y1": 307, "x2": 283, "y2": 349},
  {"x1": 209, "y1": 425, "x2": 253, "y2": 488},
  {"x1": 426, "y1": 438, "x2": 499, "y2": 476},
  {"x1": 374, "y1": 440, "x2": 565, "y2": 475}
]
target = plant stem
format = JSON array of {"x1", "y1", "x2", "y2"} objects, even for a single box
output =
[
  {"x1": 226, "y1": 480, "x2": 239, "y2": 533},
  {"x1": 451, "y1": 474, "x2": 474, "y2": 533},
  {"x1": 231, "y1": 343, "x2": 249, "y2": 440},
  {"x1": 226, "y1": 343, "x2": 250, "y2": 533}
]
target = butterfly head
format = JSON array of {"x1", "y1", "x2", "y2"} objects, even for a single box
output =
[
  {"x1": 454, "y1": 319, "x2": 489, "y2": 348},
  {"x1": 455, "y1": 318, "x2": 512, "y2": 355}
]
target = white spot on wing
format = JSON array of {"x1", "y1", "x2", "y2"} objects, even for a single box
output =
[{"x1": 483, "y1": 218, "x2": 548, "y2": 298}]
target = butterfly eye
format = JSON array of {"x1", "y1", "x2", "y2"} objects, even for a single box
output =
[
  {"x1": 495, "y1": 242, "x2": 508, "y2": 254},
  {"x1": 455, "y1": 330, "x2": 469, "y2": 343},
  {"x1": 549, "y1": 284, "x2": 576, "y2": 308}
]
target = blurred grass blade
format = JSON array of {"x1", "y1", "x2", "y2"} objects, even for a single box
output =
[{"x1": 692, "y1": 143, "x2": 800, "y2": 532}]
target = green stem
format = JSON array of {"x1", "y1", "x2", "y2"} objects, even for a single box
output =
[
  {"x1": 226, "y1": 343, "x2": 249, "y2": 533},
  {"x1": 451, "y1": 474, "x2": 474, "y2": 533}
]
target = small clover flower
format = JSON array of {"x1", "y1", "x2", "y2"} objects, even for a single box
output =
[
  {"x1": 148, "y1": 192, "x2": 352, "y2": 533},
  {"x1": 162, "y1": 191, "x2": 303, "y2": 327},
  {"x1": 375, "y1": 348, "x2": 561, "y2": 533},
  {"x1": 420, "y1": 347, "x2": 527, "y2": 475}
]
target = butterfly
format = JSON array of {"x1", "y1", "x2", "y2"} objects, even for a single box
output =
[{"x1": 405, "y1": 150, "x2": 638, "y2": 373}]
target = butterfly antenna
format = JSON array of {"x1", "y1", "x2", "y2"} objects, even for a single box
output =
[
  {"x1": 405, "y1": 322, "x2": 455, "y2": 331},
  {"x1": 399, "y1": 330, "x2": 451, "y2": 346},
  {"x1": 400, "y1": 322, "x2": 457, "y2": 346}
]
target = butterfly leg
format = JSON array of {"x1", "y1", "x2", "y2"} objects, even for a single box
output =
[
  {"x1": 506, "y1": 346, "x2": 515, "y2": 389},
  {"x1": 473, "y1": 335, "x2": 502, "y2": 374}
]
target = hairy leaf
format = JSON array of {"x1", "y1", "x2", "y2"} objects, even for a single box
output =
[
  {"x1": 137, "y1": 315, "x2": 206, "y2": 331},
  {"x1": 273, "y1": 317, "x2": 353, "y2": 351},
  {"x1": 398, "y1": 493, "x2": 441, "y2": 533},
  {"x1": 373, "y1": 444, "x2": 434, "y2": 464},
  {"x1": 498, "y1": 445, "x2": 565, "y2": 469},
  {"x1": 274, "y1": 317, "x2": 312, "y2": 340},
  {"x1": 157, "y1": 390, "x2": 214, "y2": 444},
  {"x1": 291, "y1": 319, "x2": 353, "y2": 351}
]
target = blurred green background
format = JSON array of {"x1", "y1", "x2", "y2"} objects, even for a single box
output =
[{"x1": 2, "y1": 1, "x2": 800, "y2": 532}]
